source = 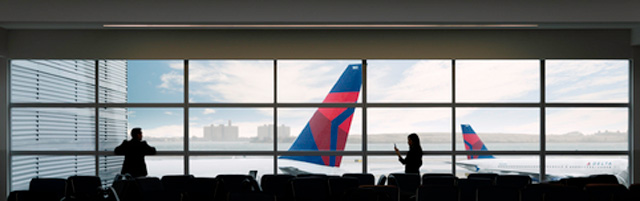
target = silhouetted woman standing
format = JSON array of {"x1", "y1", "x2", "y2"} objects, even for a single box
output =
[{"x1": 394, "y1": 133, "x2": 423, "y2": 174}]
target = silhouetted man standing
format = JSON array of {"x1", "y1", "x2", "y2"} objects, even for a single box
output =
[{"x1": 115, "y1": 128, "x2": 156, "y2": 177}]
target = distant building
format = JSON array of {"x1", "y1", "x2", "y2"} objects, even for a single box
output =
[
  {"x1": 257, "y1": 124, "x2": 291, "y2": 141},
  {"x1": 203, "y1": 120, "x2": 239, "y2": 141}
]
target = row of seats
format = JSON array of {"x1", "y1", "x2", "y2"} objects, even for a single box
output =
[{"x1": 7, "y1": 173, "x2": 640, "y2": 201}]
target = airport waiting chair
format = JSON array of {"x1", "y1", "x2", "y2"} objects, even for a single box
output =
[
  {"x1": 477, "y1": 185, "x2": 520, "y2": 201},
  {"x1": 495, "y1": 175, "x2": 531, "y2": 189},
  {"x1": 228, "y1": 192, "x2": 276, "y2": 201},
  {"x1": 132, "y1": 177, "x2": 170, "y2": 201},
  {"x1": 216, "y1": 174, "x2": 261, "y2": 201},
  {"x1": 261, "y1": 174, "x2": 295, "y2": 201},
  {"x1": 351, "y1": 185, "x2": 399, "y2": 201},
  {"x1": 161, "y1": 175, "x2": 195, "y2": 201},
  {"x1": 520, "y1": 183, "x2": 564, "y2": 201},
  {"x1": 562, "y1": 177, "x2": 590, "y2": 189},
  {"x1": 64, "y1": 176, "x2": 106, "y2": 201},
  {"x1": 467, "y1": 173, "x2": 498, "y2": 185},
  {"x1": 588, "y1": 174, "x2": 619, "y2": 184},
  {"x1": 342, "y1": 173, "x2": 375, "y2": 186},
  {"x1": 584, "y1": 183, "x2": 629, "y2": 201},
  {"x1": 543, "y1": 185, "x2": 587, "y2": 201},
  {"x1": 328, "y1": 177, "x2": 359, "y2": 201},
  {"x1": 388, "y1": 173, "x2": 421, "y2": 201},
  {"x1": 291, "y1": 177, "x2": 330, "y2": 201},
  {"x1": 458, "y1": 178, "x2": 494, "y2": 201},
  {"x1": 29, "y1": 178, "x2": 67, "y2": 201},
  {"x1": 421, "y1": 174, "x2": 458, "y2": 187},
  {"x1": 416, "y1": 186, "x2": 459, "y2": 201},
  {"x1": 189, "y1": 177, "x2": 218, "y2": 201}
]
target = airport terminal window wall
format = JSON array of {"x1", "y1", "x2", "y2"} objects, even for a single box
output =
[{"x1": 8, "y1": 59, "x2": 631, "y2": 190}]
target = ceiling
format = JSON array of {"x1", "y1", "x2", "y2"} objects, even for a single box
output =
[{"x1": 1, "y1": 0, "x2": 640, "y2": 30}]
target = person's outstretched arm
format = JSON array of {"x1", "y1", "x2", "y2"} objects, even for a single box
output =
[
  {"x1": 142, "y1": 141, "x2": 157, "y2": 155},
  {"x1": 114, "y1": 140, "x2": 127, "y2": 155}
]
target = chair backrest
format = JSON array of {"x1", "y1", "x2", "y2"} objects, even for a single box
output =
[
  {"x1": 562, "y1": 177, "x2": 590, "y2": 189},
  {"x1": 261, "y1": 174, "x2": 295, "y2": 201},
  {"x1": 477, "y1": 186, "x2": 520, "y2": 201},
  {"x1": 134, "y1": 177, "x2": 169, "y2": 201},
  {"x1": 630, "y1": 184, "x2": 640, "y2": 201},
  {"x1": 467, "y1": 173, "x2": 498, "y2": 185},
  {"x1": 588, "y1": 174, "x2": 620, "y2": 184},
  {"x1": 496, "y1": 175, "x2": 531, "y2": 189},
  {"x1": 328, "y1": 177, "x2": 359, "y2": 200},
  {"x1": 544, "y1": 185, "x2": 587, "y2": 201},
  {"x1": 161, "y1": 174, "x2": 195, "y2": 192},
  {"x1": 342, "y1": 173, "x2": 375, "y2": 186},
  {"x1": 228, "y1": 192, "x2": 275, "y2": 201},
  {"x1": 421, "y1": 174, "x2": 458, "y2": 187},
  {"x1": 388, "y1": 173, "x2": 421, "y2": 195},
  {"x1": 67, "y1": 176, "x2": 103, "y2": 201},
  {"x1": 29, "y1": 178, "x2": 66, "y2": 200},
  {"x1": 189, "y1": 177, "x2": 218, "y2": 201},
  {"x1": 458, "y1": 178, "x2": 494, "y2": 201},
  {"x1": 216, "y1": 174, "x2": 260, "y2": 193},
  {"x1": 356, "y1": 185, "x2": 399, "y2": 201},
  {"x1": 291, "y1": 177, "x2": 330, "y2": 201}
]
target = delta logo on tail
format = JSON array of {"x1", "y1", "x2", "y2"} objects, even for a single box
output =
[
  {"x1": 280, "y1": 64, "x2": 362, "y2": 167},
  {"x1": 461, "y1": 124, "x2": 495, "y2": 159}
]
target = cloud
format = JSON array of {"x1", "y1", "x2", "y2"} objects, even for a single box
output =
[
  {"x1": 144, "y1": 125, "x2": 184, "y2": 138},
  {"x1": 368, "y1": 60, "x2": 451, "y2": 102},
  {"x1": 203, "y1": 109, "x2": 216, "y2": 114},
  {"x1": 188, "y1": 60, "x2": 273, "y2": 102},
  {"x1": 158, "y1": 71, "x2": 184, "y2": 92},
  {"x1": 456, "y1": 60, "x2": 540, "y2": 102},
  {"x1": 164, "y1": 111, "x2": 174, "y2": 115}
]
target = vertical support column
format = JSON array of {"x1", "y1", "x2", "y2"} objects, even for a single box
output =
[
  {"x1": 540, "y1": 59, "x2": 546, "y2": 182},
  {"x1": 361, "y1": 59, "x2": 367, "y2": 173},
  {"x1": 184, "y1": 60, "x2": 190, "y2": 175},
  {"x1": 632, "y1": 46, "x2": 640, "y2": 184},
  {"x1": 0, "y1": 27, "x2": 9, "y2": 199}
]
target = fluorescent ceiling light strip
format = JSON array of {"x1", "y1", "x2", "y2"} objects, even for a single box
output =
[{"x1": 103, "y1": 24, "x2": 539, "y2": 28}]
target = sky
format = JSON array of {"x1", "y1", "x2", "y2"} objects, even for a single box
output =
[{"x1": 124, "y1": 59, "x2": 629, "y2": 139}]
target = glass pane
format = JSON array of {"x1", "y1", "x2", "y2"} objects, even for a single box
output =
[
  {"x1": 127, "y1": 108, "x2": 183, "y2": 151},
  {"x1": 546, "y1": 108, "x2": 627, "y2": 151},
  {"x1": 99, "y1": 155, "x2": 124, "y2": 185},
  {"x1": 456, "y1": 108, "x2": 539, "y2": 151},
  {"x1": 98, "y1": 60, "x2": 127, "y2": 103},
  {"x1": 101, "y1": 60, "x2": 183, "y2": 103},
  {"x1": 455, "y1": 155, "x2": 539, "y2": 181},
  {"x1": 278, "y1": 155, "x2": 361, "y2": 175},
  {"x1": 368, "y1": 155, "x2": 452, "y2": 181},
  {"x1": 189, "y1": 60, "x2": 273, "y2": 103},
  {"x1": 368, "y1": 60, "x2": 452, "y2": 102},
  {"x1": 456, "y1": 60, "x2": 540, "y2": 102},
  {"x1": 190, "y1": 156, "x2": 273, "y2": 178},
  {"x1": 278, "y1": 108, "x2": 362, "y2": 151},
  {"x1": 546, "y1": 60, "x2": 628, "y2": 103},
  {"x1": 189, "y1": 108, "x2": 273, "y2": 151},
  {"x1": 11, "y1": 60, "x2": 95, "y2": 103},
  {"x1": 278, "y1": 60, "x2": 362, "y2": 103},
  {"x1": 544, "y1": 155, "x2": 628, "y2": 185},
  {"x1": 11, "y1": 108, "x2": 95, "y2": 151},
  {"x1": 368, "y1": 108, "x2": 451, "y2": 151},
  {"x1": 12, "y1": 155, "x2": 96, "y2": 190},
  {"x1": 146, "y1": 156, "x2": 184, "y2": 177},
  {"x1": 99, "y1": 108, "x2": 128, "y2": 151}
]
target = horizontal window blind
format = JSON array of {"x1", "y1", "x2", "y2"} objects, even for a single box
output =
[
  {"x1": 11, "y1": 60, "x2": 95, "y2": 103},
  {"x1": 11, "y1": 155, "x2": 95, "y2": 190}
]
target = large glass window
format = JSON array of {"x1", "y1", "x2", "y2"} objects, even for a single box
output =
[{"x1": 8, "y1": 59, "x2": 630, "y2": 190}]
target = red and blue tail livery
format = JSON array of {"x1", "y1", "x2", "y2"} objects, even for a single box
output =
[
  {"x1": 461, "y1": 124, "x2": 495, "y2": 159},
  {"x1": 281, "y1": 64, "x2": 362, "y2": 167}
]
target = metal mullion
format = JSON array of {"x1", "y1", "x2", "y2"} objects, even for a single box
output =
[
  {"x1": 451, "y1": 59, "x2": 456, "y2": 176},
  {"x1": 94, "y1": 60, "x2": 99, "y2": 178},
  {"x1": 187, "y1": 103, "x2": 277, "y2": 108},
  {"x1": 278, "y1": 151, "x2": 365, "y2": 156},
  {"x1": 5, "y1": 59, "x2": 12, "y2": 195},
  {"x1": 540, "y1": 59, "x2": 547, "y2": 182},
  {"x1": 184, "y1": 60, "x2": 189, "y2": 175},
  {"x1": 362, "y1": 59, "x2": 367, "y2": 174},
  {"x1": 273, "y1": 59, "x2": 278, "y2": 175},
  {"x1": 628, "y1": 58, "x2": 634, "y2": 184}
]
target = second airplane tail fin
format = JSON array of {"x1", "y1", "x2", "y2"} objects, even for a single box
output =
[{"x1": 461, "y1": 124, "x2": 495, "y2": 159}]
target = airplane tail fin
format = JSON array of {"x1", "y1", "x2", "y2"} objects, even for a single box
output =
[
  {"x1": 280, "y1": 64, "x2": 362, "y2": 167},
  {"x1": 461, "y1": 124, "x2": 495, "y2": 159}
]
